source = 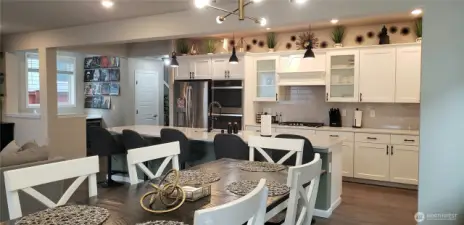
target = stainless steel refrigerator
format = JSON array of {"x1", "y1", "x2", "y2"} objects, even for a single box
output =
[{"x1": 173, "y1": 80, "x2": 212, "y2": 128}]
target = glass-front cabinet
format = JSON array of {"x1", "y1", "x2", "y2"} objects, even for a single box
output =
[
  {"x1": 326, "y1": 50, "x2": 360, "y2": 102},
  {"x1": 255, "y1": 56, "x2": 279, "y2": 101}
]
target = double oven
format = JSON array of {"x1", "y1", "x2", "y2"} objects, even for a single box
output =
[{"x1": 211, "y1": 80, "x2": 243, "y2": 130}]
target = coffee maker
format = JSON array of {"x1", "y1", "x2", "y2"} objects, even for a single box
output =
[{"x1": 329, "y1": 108, "x2": 342, "y2": 127}]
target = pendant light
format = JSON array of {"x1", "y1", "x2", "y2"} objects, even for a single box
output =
[
  {"x1": 303, "y1": 40, "x2": 315, "y2": 59},
  {"x1": 229, "y1": 34, "x2": 239, "y2": 64},
  {"x1": 170, "y1": 52, "x2": 179, "y2": 67}
]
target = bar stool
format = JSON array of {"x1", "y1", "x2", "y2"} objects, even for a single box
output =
[
  {"x1": 213, "y1": 134, "x2": 248, "y2": 160},
  {"x1": 160, "y1": 128, "x2": 191, "y2": 169},
  {"x1": 121, "y1": 129, "x2": 151, "y2": 181},
  {"x1": 273, "y1": 134, "x2": 315, "y2": 166}
]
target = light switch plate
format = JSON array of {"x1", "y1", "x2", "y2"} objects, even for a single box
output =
[
  {"x1": 370, "y1": 110, "x2": 376, "y2": 117},
  {"x1": 342, "y1": 109, "x2": 347, "y2": 117}
]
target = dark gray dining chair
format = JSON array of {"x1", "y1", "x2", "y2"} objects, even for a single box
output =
[
  {"x1": 121, "y1": 129, "x2": 151, "y2": 180},
  {"x1": 160, "y1": 128, "x2": 191, "y2": 169},
  {"x1": 272, "y1": 134, "x2": 315, "y2": 166},
  {"x1": 213, "y1": 134, "x2": 249, "y2": 160},
  {"x1": 87, "y1": 126, "x2": 126, "y2": 187}
]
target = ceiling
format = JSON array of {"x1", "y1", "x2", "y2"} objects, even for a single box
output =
[{"x1": 2, "y1": 0, "x2": 198, "y2": 34}]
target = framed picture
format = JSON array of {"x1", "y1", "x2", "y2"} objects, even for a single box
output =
[
  {"x1": 99, "y1": 69, "x2": 110, "y2": 82},
  {"x1": 101, "y1": 83, "x2": 110, "y2": 95},
  {"x1": 92, "y1": 69, "x2": 101, "y2": 82},
  {"x1": 109, "y1": 69, "x2": 120, "y2": 81},
  {"x1": 109, "y1": 57, "x2": 120, "y2": 68},
  {"x1": 0, "y1": 72, "x2": 5, "y2": 96},
  {"x1": 100, "y1": 56, "x2": 110, "y2": 68},
  {"x1": 84, "y1": 83, "x2": 93, "y2": 96},
  {"x1": 84, "y1": 95, "x2": 111, "y2": 109},
  {"x1": 84, "y1": 70, "x2": 95, "y2": 82},
  {"x1": 109, "y1": 83, "x2": 120, "y2": 96}
]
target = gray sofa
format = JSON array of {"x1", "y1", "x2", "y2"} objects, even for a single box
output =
[{"x1": 0, "y1": 157, "x2": 65, "y2": 222}]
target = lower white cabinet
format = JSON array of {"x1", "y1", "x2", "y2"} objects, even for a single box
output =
[
  {"x1": 354, "y1": 143, "x2": 390, "y2": 181},
  {"x1": 389, "y1": 145, "x2": 419, "y2": 185},
  {"x1": 342, "y1": 142, "x2": 354, "y2": 177}
]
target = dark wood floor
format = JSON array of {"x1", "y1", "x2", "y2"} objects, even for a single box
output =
[{"x1": 315, "y1": 182, "x2": 418, "y2": 225}]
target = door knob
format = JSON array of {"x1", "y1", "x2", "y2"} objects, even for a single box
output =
[{"x1": 153, "y1": 114, "x2": 158, "y2": 118}]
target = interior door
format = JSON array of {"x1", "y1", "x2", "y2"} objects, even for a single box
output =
[{"x1": 135, "y1": 70, "x2": 159, "y2": 125}]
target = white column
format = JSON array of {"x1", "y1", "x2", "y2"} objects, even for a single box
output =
[
  {"x1": 4, "y1": 52, "x2": 20, "y2": 114},
  {"x1": 38, "y1": 47, "x2": 58, "y2": 154},
  {"x1": 419, "y1": 2, "x2": 464, "y2": 225}
]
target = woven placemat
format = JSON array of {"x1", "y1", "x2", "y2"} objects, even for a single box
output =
[
  {"x1": 166, "y1": 170, "x2": 220, "y2": 185},
  {"x1": 238, "y1": 161, "x2": 286, "y2": 172},
  {"x1": 136, "y1": 221, "x2": 188, "y2": 225},
  {"x1": 226, "y1": 180, "x2": 290, "y2": 197},
  {"x1": 15, "y1": 205, "x2": 110, "y2": 225}
]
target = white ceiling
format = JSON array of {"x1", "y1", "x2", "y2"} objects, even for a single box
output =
[{"x1": 2, "y1": 0, "x2": 198, "y2": 34}]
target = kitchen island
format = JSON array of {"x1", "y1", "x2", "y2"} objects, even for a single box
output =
[{"x1": 108, "y1": 125, "x2": 344, "y2": 218}]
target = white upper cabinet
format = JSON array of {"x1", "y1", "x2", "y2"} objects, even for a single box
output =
[
  {"x1": 395, "y1": 46, "x2": 421, "y2": 103},
  {"x1": 279, "y1": 53, "x2": 326, "y2": 73},
  {"x1": 211, "y1": 57, "x2": 228, "y2": 79},
  {"x1": 254, "y1": 55, "x2": 279, "y2": 101},
  {"x1": 326, "y1": 50, "x2": 360, "y2": 102},
  {"x1": 175, "y1": 58, "x2": 191, "y2": 80},
  {"x1": 359, "y1": 47, "x2": 396, "y2": 102},
  {"x1": 190, "y1": 57, "x2": 211, "y2": 79}
]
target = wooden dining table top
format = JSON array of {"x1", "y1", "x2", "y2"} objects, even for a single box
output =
[{"x1": 1, "y1": 158, "x2": 291, "y2": 225}]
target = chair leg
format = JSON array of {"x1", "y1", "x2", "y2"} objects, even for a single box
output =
[
  {"x1": 100, "y1": 155, "x2": 123, "y2": 188},
  {"x1": 143, "y1": 162, "x2": 149, "y2": 181},
  {"x1": 311, "y1": 218, "x2": 316, "y2": 224}
]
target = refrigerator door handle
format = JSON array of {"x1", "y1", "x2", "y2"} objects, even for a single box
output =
[{"x1": 186, "y1": 85, "x2": 192, "y2": 127}]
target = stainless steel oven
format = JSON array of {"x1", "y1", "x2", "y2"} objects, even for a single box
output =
[{"x1": 212, "y1": 80, "x2": 243, "y2": 130}]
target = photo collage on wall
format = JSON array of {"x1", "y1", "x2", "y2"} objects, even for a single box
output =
[{"x1": 84, "y1": 56, "x2": 120, "y2": 109}]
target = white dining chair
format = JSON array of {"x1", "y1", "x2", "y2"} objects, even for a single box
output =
[
  {"x1": 248, "y1": 136, "x2": 305, "y2": 166},
  {"x1": 265, "y1": 153, "x2": 322, "y2": 225},
  {"x1": 194, "y1": 179, "x2": 268, "y2": 225},
  {"x1": 3, "y1": 156, "x2": 99, "y2": 220},
  {"x1": 126, "y1": 141, "x2": 180, "y2": 185}
]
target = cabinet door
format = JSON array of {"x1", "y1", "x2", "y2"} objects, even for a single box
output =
[
  {"x1": 255, "y1": 56, "x2": 279, "y2": 101},
  {"x1": 342, "y1": 142, "x2": 354, "y2": 177},
  {"x1": 354, "y1": 142, "x2": 390, "y2": 181},
  {"x1": 175, "y1": 58, "x2": 191, "y2": 80},
  {"x1": 326, "y1": 50, "x2": 360, "y2": 102},
  {"x1": 389, "y1": 145, "x2": 419, "y2": 185},
  {"x1": 211, "y1": 57, "x2": 228, "y2": 79},
  {"x1": 280, "y1": 53, "x2": 326, "y2": 73},
  {"x1": 359, "y1": 48, "x2": 396, "y2": 102},
  {"x1": 395, "y1": 46, "x2": 421, "y2": 103},
  {"x1": 191, "y1": 58, "x2": 211, "y2": 79},
  {"x1": 227, "y1": 56, "x2": 244, "y2": 79}
]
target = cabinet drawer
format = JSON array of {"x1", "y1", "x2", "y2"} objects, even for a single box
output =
[
  {"x1": 275, "y1": 128, "x2": 316, "y2": 136},
  {"x1": 391, "y1": 135, "x2": 419, "y2": 146},
  {"x1": 355, "y1": 133, "x2": 390, "y2": 144},
  {"x1": 317, "y1": 131, "x2": 354, "y2": 142}
]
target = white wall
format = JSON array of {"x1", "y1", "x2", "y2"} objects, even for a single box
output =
[
  {"x1": 418, "y1": 2, "x2": 464, "y2": 224},
  {"x1": 3, "y1": 115, "x2": 46, "y2": 145}
]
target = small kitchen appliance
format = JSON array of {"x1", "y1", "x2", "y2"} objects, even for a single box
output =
[
  {"x1": 353, "y1": 108, "x2": 363, "y2": 128},
  {"x1": 329, "y1": 108, "x2": 342, "y2": 127}
]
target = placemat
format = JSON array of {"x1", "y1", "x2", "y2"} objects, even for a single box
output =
[
  {"x1": 136, "y1": 221, "x2": 188, "y2": 225},
  {"x1": 226, "y1": 180, "x2": 290, "y2": 197},
  {"x1": 166, "y1": 170, "x2": 220, "y2": 185},
  {"x1": 238, "y1": 161, "x2": 286, "y2": 172},
  {"x1": 15, "y1": 205, "x2": 110, "y2": 225}
]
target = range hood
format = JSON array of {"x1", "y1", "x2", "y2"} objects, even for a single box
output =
[{"x1": 278, "y1": 53, "x2": 326, "y2": 86}]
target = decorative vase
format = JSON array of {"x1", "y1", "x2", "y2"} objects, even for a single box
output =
[
  {"x1": 268, "y1": 48, "x2": 275, "y2": 52},
  {"x1": 416, "y1": 37, "x2": 422, "y2": 43},
  {"x1": 334, "y1": 43, "x2": 343, "y2": 48}
]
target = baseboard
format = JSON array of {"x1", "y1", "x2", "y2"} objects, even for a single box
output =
[
  {"x1": 343, "y1": 177, "x2": 418, "y2": 190},
  {"x1": 314, "y1": 197, "x2": 341, "y2": 218},
  {"x1": 110, "y1": 174, "x2": 144, "y2": 183}
]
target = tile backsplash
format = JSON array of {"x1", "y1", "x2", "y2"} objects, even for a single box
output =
[{"x1": 259, "y1": 86, "x2": 420, "y2": 130}]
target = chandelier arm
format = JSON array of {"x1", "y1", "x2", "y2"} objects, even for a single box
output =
[
  {"x1": 207, "y1": 5, "x2": 260, "y2": 23},
  {"x1": 222, "y1": 1, "x2": 253, "y2": 19}
]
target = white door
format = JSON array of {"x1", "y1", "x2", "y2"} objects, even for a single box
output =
[
  {"x1": 227, "y1": 56, "x2": 245, "y2": 79},
  {"x1": 354, "y1": 142, "x2": 390, "y2": 181},
  {"x1": 395, "y1": 46, "x2": 421, "y2": 103},
  {"x1": 389, "y1": 145, "x2": 419, "y2": 185},
  {"x1": 191, "y1": 58, "x2": 211, "y2": 79},
  {"x1": 211, "y1": 57, "x2": 228, "y2": 79},
  {"x1": 359, "y1": 48, "x2": 396, "y2": 102},
  {"x1": 326, "y1": 50, "x2": 360, "y2": 102},
  {"x1": 175, "y1": 58, "x2": 191, "y2": 80},
  {"x1": 135, "y1": 70, "x2": 159, "y2": 125},
  {"x1": 342, "y1": 142, "x2": 354, "y2": 177}
]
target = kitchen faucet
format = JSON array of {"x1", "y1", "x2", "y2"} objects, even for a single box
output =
[{"x1": 208, "y1": 101, "x2": 222, "y2": 132}]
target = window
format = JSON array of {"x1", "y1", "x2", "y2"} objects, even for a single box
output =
[{"x1": 26, "y1": 53, "x2": 76, "y2": 107}]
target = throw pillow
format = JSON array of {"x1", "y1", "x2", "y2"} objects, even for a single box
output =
[
  {"x1": 0, "y1": 140, "x2": 20, "y2": 155},
  {"x1": 0, "y1": 146, "x2": 49, "y2": 167},
  {"x1": 18, "y1": 140, "x2": 40, "y2": 152}
]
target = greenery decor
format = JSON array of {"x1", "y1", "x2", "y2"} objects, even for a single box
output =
[
  {"x1": 205, "y1": 39, "x2": 216, "y2": 54},
  {"x1": 414, "y1": 18, "x2": 422, "y2": 38},
  {"x1": 331, "y1": 26, "x2": 345, "y2": 44},
  {"x1": 176, "y1": 39, "x2": 190, "y2": 55},
  {"x1": 266, "y1": 32, "x2": 277, "y2": 49},
  {"x1": 296, "y1": 29, "x2": 319, "y2": 50}
]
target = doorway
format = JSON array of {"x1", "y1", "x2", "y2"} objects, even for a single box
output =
[{"x1": 134, "y1": 70, "x2": 159, "y2": 125}]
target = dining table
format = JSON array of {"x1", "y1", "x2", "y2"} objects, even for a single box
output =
[{"x1": 1, "y1": 158, "x2": 299, "y2": 225}]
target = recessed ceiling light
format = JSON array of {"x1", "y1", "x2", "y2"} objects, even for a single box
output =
[
  {"x1": 294, "y1": 0, "x2": 308, "y2": 4},
  {"x1": 266, "y1": 27, "x2": 271, "y2": 30},
  {"x1": 330, "y1": 19, "x2": 339, "y2": 24},
  {"x1": 101, "y1": 0, "x2": 114, "y2": 8},
  {"x1": 195, "y1": 0, "x2": 210, "y2": 9},
  {"x1": 259, "y1": 18, "x2": 267, "y2": 27},
  {"x1": 252, "y1": 0, "x2": 264, "y2": 2},
  {"x1": 411, "y1": 8, "x2": 422, "y2": 15}
]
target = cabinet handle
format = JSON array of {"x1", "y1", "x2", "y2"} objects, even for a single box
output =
[
  {"x1": 367, "y1": 137, "x2": 377, "y2": 140},
  {"x1": 386, "y1": 145, "x2": 389, "y2": 155},
  {"x1": 227, "y1": 70, "x2": 230, "y2": 78},
  {"x1": 404, "y1": 139, "x2": 415, "y2": 142},
  {"x1": 192, "y1": 72, "x2": 195, "y2": 78},
  {"x1": 275, "y1": 93, "x2": 278, "y2": 101},
  {"x1": 391, "y1": 146, "x2": 394, "y2": 155},
  {"x1": 360, "y1": 93, "x2": 363, "y2": 102},
  {"x1": 225, "y1": 71, "x2": 227, "y2": 78},
  {"x1": 329, "y1": 135, "x2": 339, "y2": 137},
  {"x1": 326, "y1": 93, "x2": 329, "y2": 101}
]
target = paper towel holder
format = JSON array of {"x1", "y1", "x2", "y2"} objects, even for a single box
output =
[{"x1": 352, "y1": 108, "x2": 363, "y2": 128}]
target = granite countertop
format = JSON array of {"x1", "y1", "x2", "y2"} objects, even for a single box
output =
[
  {"x1": 107, "y1": 125, "x2": 344, "y2": 151},
  {"x1": 246, "y1": 124, "x2": 420, "y2": 136}
]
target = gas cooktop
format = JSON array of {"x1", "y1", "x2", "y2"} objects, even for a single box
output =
[{"x1": 278, "y1": 122, "x2": 324, "y2": 127}]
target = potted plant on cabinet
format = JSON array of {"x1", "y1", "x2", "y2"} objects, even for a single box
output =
[
  {"x1": 205, "y1": 39, "x2": 216, "y2": 55},
  {"x1": 177, "y1": 39, "x2": 190, "y2": 55},
  {"x1": 415, "y1": 18, "x2": 422, "y2": 43},
  {"x1": 267, "y1": 32, "x2": 277, "y2": 52},
  {"x1": 331, "y1": 26, "x2": 345, "y2": 48}
]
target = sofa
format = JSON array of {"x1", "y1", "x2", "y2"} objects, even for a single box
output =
[{"x1": 0, "y1": 141, "x2": 65, "y2": 222}]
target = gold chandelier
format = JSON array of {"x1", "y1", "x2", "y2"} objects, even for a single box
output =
[{"x1": 195, "y1": 0, "x2": 267, "y2": 26}]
